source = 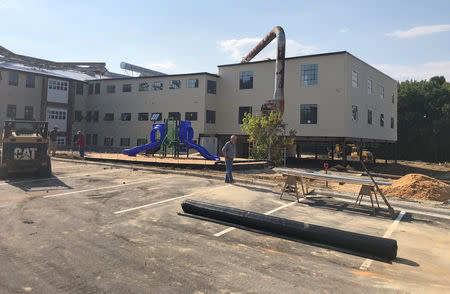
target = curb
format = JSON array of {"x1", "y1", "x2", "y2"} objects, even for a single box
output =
[{"x1": 51, "y1": 157, "x2": 277, "y2": 189}]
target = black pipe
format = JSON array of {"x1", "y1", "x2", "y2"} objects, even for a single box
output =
[{"x1": 181, "y1": 199, "x2": 398, "y2": 260}]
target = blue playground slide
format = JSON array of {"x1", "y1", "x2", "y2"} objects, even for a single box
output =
[
  {"x1": 180, "y1": 121, "x2": 220, "y2": 161},
  {"x1": 122, "y1": 123, "x2": 166, "y2": 156}
]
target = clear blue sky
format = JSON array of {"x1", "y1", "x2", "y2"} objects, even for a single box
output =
[{"x1": 2, "y1": 0, "x2": 450, "y2": 80}]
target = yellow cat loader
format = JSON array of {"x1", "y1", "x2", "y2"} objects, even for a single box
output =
[
  {"x1": 331, "y1": 144, "x2": 374, "y2": 163},
  {"x1": 0, "y1": 120, "x2": 51, "y2": 178}
]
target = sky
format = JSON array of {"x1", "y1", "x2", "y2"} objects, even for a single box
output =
[{"x1": 1, "y1": 0, "x2": 450, "y2": 81}]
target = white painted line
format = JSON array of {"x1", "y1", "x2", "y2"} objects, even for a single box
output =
[
  {"x1": 359, "y1": 211, "x2": 406, "y2": 270},
  {"x1": 0, "y1": 169, "x2": 121, "y2": 187},
  {"x1": 114, "y1": 184, "x2": 230, "y2": 215},
  {"x1": 214, "y1": 200, "x2": 300, "y2": 237},
  {"x1": 43, "y1": 176, "x2": 175, "y2": 199}
]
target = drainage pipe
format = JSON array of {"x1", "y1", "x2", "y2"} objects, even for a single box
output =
[{"x1": 181, "y1": 199, "x2": 398, "y2": 260}]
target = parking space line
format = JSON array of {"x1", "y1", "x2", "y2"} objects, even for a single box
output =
[
  {"x1": 0, "y1": 169, "x2": 122, "y2": 187},
  {"x1": 114, "y1": 185, "x2": 230, "y2": 215},
  {"x1": 43, "y1": 176, "x2": 176, "y2": 199},
  {"x1": 359, "y1": 211, "x2": 406, "y2": 270},
  {"x1": 214, "y1": 200, "x2": 300, "y2": 237}
]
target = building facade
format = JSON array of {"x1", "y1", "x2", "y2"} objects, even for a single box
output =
[{"x1": 1, "y1": 51, "x2": 397, "y2": 158}]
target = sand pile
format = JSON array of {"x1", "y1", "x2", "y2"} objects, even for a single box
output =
[{"x1": 382, "y1": 174, "x2": 450, "y2": 201}]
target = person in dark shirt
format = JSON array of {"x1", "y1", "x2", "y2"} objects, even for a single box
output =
[
  {"x1": 221, "y1": 135, "x2": 237, "y2": 183},
  {"x1": 48, "y1": 126, "x2": 58, "y2": 156}
]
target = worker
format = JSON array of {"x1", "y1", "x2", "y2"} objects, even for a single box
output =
[
  {"x1": 75, "y1": 131, "x2": 86, "y2": 158},
  {"x1": 48, "y1": 125, "x2": 58, "y2": 156},
  {"x1": 222, "y1": 135, "x2": 237, "y2": 183}
]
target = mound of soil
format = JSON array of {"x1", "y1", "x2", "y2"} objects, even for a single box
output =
[{"x1": 382, "y1": 174, "x2": 450, "y2": 201}]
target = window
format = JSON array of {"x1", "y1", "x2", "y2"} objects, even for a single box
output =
[
  {"x1": 168, "y1": 112, "x2": 181, "y2": 120},
  {"x1": 56, "y1": 137, "x2": 66, "y2": 145},
  {"x1": 351, "y1": 105, "x2": 358, "y2": 121},
  {"x1": 7, "y1": 104, "x2": 16, "y2": 119},
  {"x1": 48, "y1": 110, "x2": 66, "y2": 120},
  {"x1": 187, "y1": 79, "x2": 199, "y2": 88},
  {"x1": 392, "y1": 92, "x2": 395, "y2": 104},
  {"x1": 185, "y1": 112, "x2": 198, "y2": 121},
  {"x1": 88, "y1": 84, "x2": 94, "y2": 95},
  {"x1": 104, "y1": 137, "x2": 114, "y2": 146},
  {"x1": 76, "y1": 83, "x2": 84, "y2": 95},
  {"x1": 138, "y1": 112, "x2": 149, "y2": 121},
  {"x1": 352, "y1": 70, "x2": 358, "y2": 88},
  {"x1": 86, "y1": 111, "x2": 92, "y2": 122},
  {"x1": 301, "y1": 64, "x2": 318, "y2": 86},
  {"x1": 238, "y1": 106, "x2": 252, "y2": 124},
  {"x1": 137, "y1": 138, "x2": 148, "y2": 146},
  {"x1": 367, "y1": 79, "x2": 373, "y2": 94},
  {"x1": 26, "y1": 74, "x2": 35, "y2": 88},
  {"x1": 152, "y1": 81, "x2": 163, "y2": 91},
  {"x1": 122, "y1": 84, "x2": 132, "y2": 92},
  {"x1": 151, "y1": 112, "x2": 162, "y2": 121},
  {"x1": 86, "y1": 134, "x2": 92, "y2": 145},
  {"x1": 74, "y1": 111, "x2": 83, "y2": 122},
  {"x1": 120, "y1": 113, "x2": 131, "y2": 121},
  {"x1": 24, "y1": 106, "x2": 33, "y2": 120},
  {"x1": 300, "y1": 104, "x2": 317, "y2": 124},
  {"x1": 8, "y1": 71, "x2": 18, "y2": 86},
  {"x1": 104, "y1": 113, "x2": 114, "y2": 121},
  {"x1": 94, "y1": 83, "x2": 100, "y2": 94},
  {"x1": 207, "y1": 80, "x2": 216, "y2": 94},
  {"x1": 391, "y1": 117, "x2": 395, "y2": 129},
  {"x1": 169, "y1": 80, "x2": 181, "y2": 89},
  {"x1": 0, "y1": 71, "x2": 2, "y2": 80},
  {"x1": 92, "y1": 134, "x2": 98, "y2": 145},
  {"x1": 120, "y1": 138, "x2": 131, "y2": 146},
  {"x1": 239, "y1": 71, "x2": 253, "y2": 89},
  {"x1": 368, "y1": 109, "x2": 372, "y2": 125},
  {"x1": 206, "y1": 110, "x2": 216, "y2": 124},
  {"x1": 380, "y1": 114, "x2": 384, "y2": 127},
  {"x1": 139, "y1": 82, "x2": 150, "y2": 92},
  {"x1": 106, "y1": 85, "x2": 116, "y2": 93},
  {"x1": 93, "y1": 111, "x2": 99, "y2": 122},
  {"x1": 380, "y1": 85, "x2": 384, "y2": 99}
]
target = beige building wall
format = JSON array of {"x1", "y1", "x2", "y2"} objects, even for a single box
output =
[
  {"x1": 345, "y1": 54, "x2": 397, "y2": 141},
  {"x1": 216, "y1": 52, "x2": 397, "y2": 142},
  {"x1": 76, "y1": 74, "x2": 218, "y2": 149},
  {"x1": 0, "y1": 70, "x2": 43, "y2": 121}
]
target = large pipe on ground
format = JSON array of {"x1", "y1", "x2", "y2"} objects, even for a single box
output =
[
  {"x1": 181, "y1": 199, "x2": 398, "y2": 260},
  {"x1": 241, "y1": 26, "x2": 286, "y2": 115}
]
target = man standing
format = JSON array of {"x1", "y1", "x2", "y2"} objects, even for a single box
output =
[
  {"x1": 75, "y1": 131, "x2": 86, "y2": 158},
  {"x1": 222, "y1": 135, "x2": 237, "y2": 183},
  {"x1": 48, "y1": 125, "x2": 58, "y2": 156}
]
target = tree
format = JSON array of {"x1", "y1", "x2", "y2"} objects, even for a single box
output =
[
  {"x1": 241, "y1": 111, "x2": 295, "y2": 165},
  {"x1": 397, "y1": 76, "x2": 450, "y2": 161}
]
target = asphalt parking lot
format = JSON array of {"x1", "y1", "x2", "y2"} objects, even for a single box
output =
[{"x1": 0, "y1": 159, "x2": 449, "y2": 293}]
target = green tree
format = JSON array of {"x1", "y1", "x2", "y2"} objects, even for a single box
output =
[
  {"x1": 241, "y1": 111, "x2": 295, "y2": 165},
  {"x1": 397, "y1": 76, "x2": 450, "y2": 161}
]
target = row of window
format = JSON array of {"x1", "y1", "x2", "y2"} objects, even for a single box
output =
[
  {"x1": 352, "y1": 70, "x2": 395, "y2": 103},
  {"x1": 237, "y1": 65, "x2": 319, "y2": 90},
  {"x1": 0, "y1": 71, "x2": 36, "y2": 88},
  {"x1": 48, "y1": 80, "x2": 68, "y2": 91},
  {"x1": 74, "y1": 111, "x2": 217, "y2": 124},
  {"x1": 352, "y1": 106, "x2": 394, "y2": 128},
  {"x1": 83, "y1": 79, "x2": 217, "y2": 95},
  {"x1": 5, "y1": 104, "x2": 34, "y2": 120}
]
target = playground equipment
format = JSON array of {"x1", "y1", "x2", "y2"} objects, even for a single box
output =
[
  {"x1": 122, "y1": 120, "x2": 220, "y2": 161},
  {"x1": 122, "y1": 123, "x2": 166, "y2": 156}
]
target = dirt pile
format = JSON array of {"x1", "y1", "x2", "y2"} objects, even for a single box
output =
[{"x1": 382, "y1": 174, "x2": 450, "y2": 201}]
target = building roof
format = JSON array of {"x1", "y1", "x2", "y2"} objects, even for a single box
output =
[
  {"x1": 86, "y1": 72, "x2": 221, "y2": 82},
  {"x1": 0, "y1": 61, "x2": 127, "y2": 82},
  {"x1": 217, "y1": 51, "x2": 347, "y2": 67}
]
